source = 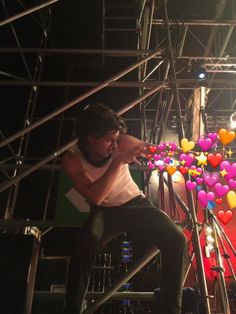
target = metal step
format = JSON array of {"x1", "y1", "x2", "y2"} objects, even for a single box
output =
[{"x1": 34, "y1": 291, "x2": 155, "y2": 301}]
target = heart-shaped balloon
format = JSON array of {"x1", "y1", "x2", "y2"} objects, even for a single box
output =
[
  {"x1": 154, "y1": 154, "x2": 161, "y2": 161},
  {"x1": 198, "y1": 190, "x2": 215, "y2": 207},
  {"x1": 179, "y1": 153, "x2": 195, "y2": 167},
  {"x1": 158, "y1": 143, "x2": 165, "y2": 151},
  {"x1": 189, "y1": 166, "x2": 202, "y2": 177},
  {"x1": 148, "y1": 161, "x2": 154, "y2": 170},
  {"x1": 227, "y1": 190, "x2": 236, "y2": 209},
  {"x1": 149, "y1": 146, "x2": 157, "y2": 153},
  {"x1": 220, "y1": 162, "x2": 236, "y2": 181},
  {"x1": 186, "y1": 180, "x2": 197, "y2": 191},
  {"x1": 218, "y1": 128, "x2": 235, "y2": 146},
  {"x1": 228, "y1": 179, "x2": 236, "y2": 189},
  {"x1": 179, "y1": 166, "x2": 188, "y2": 175},
  {"x1": 202, "y1": 171, "x2": 220, "y2": 187},
  {"x1": 220, "y1": 160, "x2": 231, "y2": 170},
  {"x1": 166, "y1": 165, "x2": 177, "y2": 175},
  {"x1": 196, "y1": 177, "x2": 203, "y2": 185},
  {"x1": 207, "y1": 153, "x2": 222, "y2": 168},
  {"x1": 163, "y1": 157, "x2": 171, "y2": 164},
  {"x1": 198, "y1": 137, "x2": 213, "y2": 152},
  {"x1": 216, "y1": 198, "x2": 223, "y2": 205},
  {"x1": 208, "y1": 132, "x2": 218, "y2": 142},
  {"x1": 168, "y1": 142, "x2": 178, "y2": 151},
  {"x1": 181, "y1": 138, "x2": 195, "y2": 153},
  {"x1": 158, "y1": 164, "x2": 165, "y2": 171},
  {"x1": 214, "y1": 183, "x2": 229, "y2": 197},
  {"x1": 217, "y1": 209, "x2": 233, "y2": 225}
]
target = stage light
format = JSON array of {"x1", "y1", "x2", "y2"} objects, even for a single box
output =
[
  {"x1": 191, "y1": 62, "x2": 207, "y2": 81},
  {"x1": 196, "y1": 65, "x2": 207, "y2": 81}
]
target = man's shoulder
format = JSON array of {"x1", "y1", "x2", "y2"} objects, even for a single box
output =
[
  {"x1": 62, "y1": 148, "x2": 83, "y2": 171},
  {"x1": 63, "y1": 147, "x2": 80, "y2": 160}
]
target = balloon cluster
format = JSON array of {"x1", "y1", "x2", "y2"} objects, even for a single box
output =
[{"x1": 146, "y1": 128, "x2": 236, "y2": 225}]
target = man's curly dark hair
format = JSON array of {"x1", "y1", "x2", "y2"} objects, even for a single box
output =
[{"x1": 76, "y1": 103, "x2": 127, "y2": 148}]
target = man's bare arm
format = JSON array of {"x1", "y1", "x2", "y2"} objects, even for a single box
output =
[{"x1": 62, "y1": 144, "x2": 145, "y2": 205}]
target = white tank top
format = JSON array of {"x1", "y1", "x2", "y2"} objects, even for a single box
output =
[{"x1": 70, "y1": 145, "x2": 143, "y2": 206}]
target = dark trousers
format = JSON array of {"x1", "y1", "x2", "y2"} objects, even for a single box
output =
[{"x1": 64, "y1": 196, "x2": 187, "y2": 314}]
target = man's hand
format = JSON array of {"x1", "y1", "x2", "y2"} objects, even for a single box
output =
[{"x1": 112, "y1": 143, "x2": 147, "y2": 165}]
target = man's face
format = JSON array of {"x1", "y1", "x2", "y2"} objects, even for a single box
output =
[{"x1": 88, "y1": 130, "x2": 119, "y2": 160}]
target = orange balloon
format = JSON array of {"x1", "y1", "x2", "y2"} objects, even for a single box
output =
[
  {"x1": 218, "y1": 128, "x2": 235, "y2": 146},
  {"x1": 166, "y1": 165, "x2": 177, "y2": 175}
]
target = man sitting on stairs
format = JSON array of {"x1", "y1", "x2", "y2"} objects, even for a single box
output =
[{"x1": 62, "y1": 103, "x2": 187, "y2": 314}]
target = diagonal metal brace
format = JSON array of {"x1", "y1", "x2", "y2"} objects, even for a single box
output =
[{"x1": 83, "y1": 246, "x2": 160, "y2": 314}]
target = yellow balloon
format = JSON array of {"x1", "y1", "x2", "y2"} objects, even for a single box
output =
[
  {"x1": 227, "y1": 190, "x2": 236, "y2": 209},
  {"x1": 180, "y1": 138, "x2": 195, "y2": 153}
]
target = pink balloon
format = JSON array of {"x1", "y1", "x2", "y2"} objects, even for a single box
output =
[
  {"x1": 202, "y1": 171, "x2": 220, "y2": 187},
  {"x1": 198, "y1": 137, "x2": 213, "y2": 152},
  {"x1": 228, "y1": 179, "x2": 236, "y2": 189},
  {"x1": 169, "y1": 142, "x2": 178, "y2": 151},
  {"x1": 196, "y1": 177, "x2": 203, "y2": 185},
  {"x1": 220, "y1": 160, "x2": 230, "y2": 171},
  {"x1": 208, "y1": 132, "x2": 218, "y2": 142},
  {"x1": 220, "y1": 161, "x2": 236, "y2": 180},
  {"x1": 214, "y1": 183, "x2": 229, "y2": 197},
  {"x1": 225, "y1": 163, "x2": 236, "y2": 181},
  {"x1": 158, "y1": 164, "x2": 165, "y2": 171},
  {"x1": 158, "y1": 143, "x2": 165, "y2": 151},
  {"x1": 154, "y1": 154, "x2": 161, "y2": 161},
  {"x1": 148, "y1": 161, "x2": 154, "y2": 170},
  {"x1": 189, "y1": 166, "x2": 202, "y2": 177},
  {"x1": 198, "y1": 190, "x2": 215, "y2": 207},
  {"x1": 196, "y1": 167, "x2": 203, "y2": 174},
  {"x1": 179, "y1": 153, "x2": 195, "y2": 167},
  {"x1": 163, "y1": 157, "x2": 170, "y2": 164},
  {"x1": 186, "y1": 180, "x2": 197, "y2": 191}
]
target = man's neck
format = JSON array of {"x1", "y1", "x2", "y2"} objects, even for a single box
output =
[{"x1": 80, "y1": 148, "x2": 111, "y2": 167}]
